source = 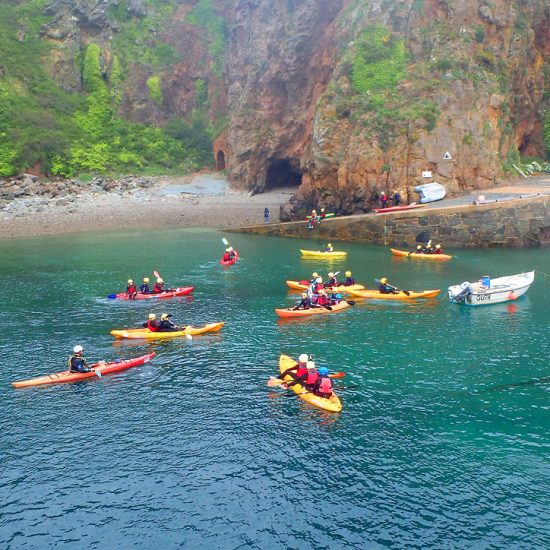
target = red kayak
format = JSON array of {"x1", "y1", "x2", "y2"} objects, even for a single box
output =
[
  {"x1": 374, "y1": 203, "x2": 425, "y2": 213},
  {"x1": 220, "y1": 250, "x2": 239, "y2": 266},
  {"x1": 12, "y1": 353, "x2": 155, "y2": 388},
  {"x1": 109, "y1": 287, "x2": 194, "y2": 300}
]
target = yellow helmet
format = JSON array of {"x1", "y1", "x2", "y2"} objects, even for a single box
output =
[
  {"x1": 345, "y1": 271, "x2": 351, "y2": 277},
  {"x1": 327, "y1": 243, "x2": 332, "y2": 247},
  {"x1": 301, "y1": 292, "x2": 307, "y2": 298},
  {"x1": 436, "y1": 244, "x2": 441, "y2": 249},
  {"x1": 328, "y1": 272, "x2": 334, "y2": 277},
  {"x1": 127, "y1": 279, "x2": 133, "y2": 284},
  {"x1": 226, "y1": 248, "x2": 230, "y2": 252},
  {"x1": 143, "y1": 277, "x2": 150, "y2": 283},
  {"x1": 417, "y1": 244, "x2": 422, "y2": 249},
  {"x1": 160, "y1": 313, "x2": 169, "y2": 321},
  {"x1": 148, "y1": 313, "x2": 156, "y2": 320},
  {"x1": 321, "y1": 207, "x2": 325, "y2": 212},
  {"x1": 312, "y1": 209, "x2": 317, "y2": 213},
  {"x1": 157, "y1": 278, "x2": 164, "y2": 284},
  {"x1": 380, "y1": 277, "x2": 388, "y2": 284}
]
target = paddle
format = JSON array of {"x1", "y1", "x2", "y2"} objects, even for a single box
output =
[
  {"x1": 374, "y1": 278, "x2": 410, "y2": 296},
  {"x1": 222, "y1": 237, "x2": 230, "y2": 247},
  {"x1": 107, "y1": 294, "x2": 117, "y2": 299},
  {"x1": 268, "y1": 373, "x2": 345, "y2": 387}
]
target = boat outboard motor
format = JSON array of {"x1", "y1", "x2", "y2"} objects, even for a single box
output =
[{"x1": 452, "y1": 281, "x2": 473, "y2": 303}]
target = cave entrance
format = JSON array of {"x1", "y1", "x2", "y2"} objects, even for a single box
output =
[
  {"x1": 265, "y1": 159, "x2": 302, "y2": 190},
  {"x1": 216, "y1": 150, "x2": 226, "y2": 170}
]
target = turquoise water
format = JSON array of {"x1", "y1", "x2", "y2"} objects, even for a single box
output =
[{"x1": 0, "y1": 229, "x2": 549, "y2": 549}]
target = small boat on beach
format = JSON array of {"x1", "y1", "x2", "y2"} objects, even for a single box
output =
[{"x1": 448, "y1": 271, "x2": 534, "y2": 306}]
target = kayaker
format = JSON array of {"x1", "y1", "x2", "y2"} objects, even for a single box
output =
[
  {"x1": 380, "y1": 191, "x2": 388, "y2": 208},
  {"x1": 313, "y1": 367, "x2": 334, "y2": 398},
  {"x1": 143, "y1": 313, "x2": 160, "y2": 332},
  {"x1": 279, "y1": 353, "x2": 309, "y2": 382},
  {"x1": 222, "y1": 248, "x2": 232, "y2": 262},
  {"x1": 320, "y1": 208, "x2": 326, "y2": 220},
  {"x1": 315, "y1": 289, "x2": 330, "y2": 307},
  {"x1": 378, "y1": 277, "x2": 398, "y2": 294},
  {"x1": 426, "y1": 240, "x2": 435, "y2": 254},
  {"x1": 126, "y1": 279, "x2": 137, "y2": 300},
  {"x1": 329, "y1": 292, "x2": 342, "y2": 305},
  {"x1": 414, "y1": 244, "x2": 424, "y2": 254},
  {"x1": 310, "y1": 272, "x2": 320, "y2": 284},
  {"x1": 324, "y1": 243, "x2": 334, "y2": 252},
  {"x1": 140, "y1": 277, "x2": 150, "y2": 293},
  {"x1": 159, "y1": 313, "x2": 179, "y2": 332},
  {"x1": 391, "y1": 190, "x2": 401, "y2": 206},
  {"x1": 293, "y1": 292, "x2": 312, "y2": 311},
  {"x1": 303, "y1": 361, "x2": 319, "y2": 390},
  {"x1": 325, "y1": 272, "x2": 338, "y2": 287},
  {"x1": 312, "y1": 276, "x2": 324, "y2": 294},
  {"x1": 434, "y1": 244, "x2": 444, "y2": 254},
  {"x1": 153, "y1": 278, "x2": 165, "y2": 293},
  {"x1": 343, "y1": 271, "x2": 355, "y2": 286},
  {"x1": 68, "y1": 345, "x2": 91, "y2": 373}
]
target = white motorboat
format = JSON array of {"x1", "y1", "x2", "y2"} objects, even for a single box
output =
[{"x1": 448, "y1": 271, "x2": 535, "y2": 306}]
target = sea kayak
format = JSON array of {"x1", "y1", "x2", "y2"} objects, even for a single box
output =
[
  {"x1": 300, "y1": 250, "x2": 347, "y2": 259},
  {"x1": 374, "y1": 203, "x2": 425, "y2": 213},
  {"x1": 279, "y1": 354, "x2": 342, "y2": 412},
  {"x1": 286, "y1": 280, "x2": 365, "y2": 293},
  {"x1": 110, "y1": 287, "x2": 194, "y2": 300},
  {"x1": 391, "y1": 248, "x2": 452, "y2": 261},
  {"x1": 110, "y1": 322, "x2": 225, "y2": 339},
  {"x1": 348, "y1": 288, "x2": 440, "y2": 300},
  {"x1": 12, "y1": 353, "x2": 155, "y2": 388},
  {"x1": 275, "y1": 300, "x2": 350, "y2": 318},
  {"x1": 220, "y1": 251, "x2": 239, "y2": 266},
  {"x1": 306, "y1": 213, "x2": 335, "y2": 220}
]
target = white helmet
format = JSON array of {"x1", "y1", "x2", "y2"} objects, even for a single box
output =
[
  {"x1": 328, "y1": 272, "x2": 334, "y2": 277},
  {"x1": 299, "y1": 353, "x2": 309, "y2": 363},
  {"x1": 307, "y1": 361, "x2": 316, "y2": 370},
  {"x1": 73, "y1": 345, "x2": 83, "y2": 354}
]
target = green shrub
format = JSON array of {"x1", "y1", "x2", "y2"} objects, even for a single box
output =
[{"x1": 146, "y1": 75, "x2": 163, "y2": 104}]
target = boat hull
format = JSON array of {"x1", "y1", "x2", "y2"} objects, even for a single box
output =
[
  {"x1": 286, "y1": 280, "x2": 365, "y2": 293},
  {"x1": 390, "y1": 248, "x2": 452, "y2": 261},
  {"x1": 348, "y1": 289, "x2": 440, "y2": 300},
  {"x1": 275, "y1": 300, "x2": 350, "y2": 318},
  {"x1": 110, "y1": 322, "x2": 225, "y2": 339},
  {"x1": 300, "y1": 250, "x2": 347, "y2": 259}
]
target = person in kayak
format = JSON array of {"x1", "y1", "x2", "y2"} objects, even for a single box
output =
[
  {"x1": 310, "y1": 272, "x2": 320, "y2": 284},
  {"x1": 310, "y1": 276, "x2": 324, "y2": 294},
  {"x1": 140, "y1": 277, "x2": 150, "y2": 293},
  {"x1": 293, "y1": 292, "x2": 312, "y2": 310},
  {"x1": 303, "y1": 361, "x2": 319, "y2": 390},
  {"x1": 325, "y1": 272, "x2": 338, "y2": 287},
  {"x1": 320, "y1": 207, "x2": 326, "y2": 220},
  {"x1": 68, "y1": 345, "x2": 91, "y2": 373},
  {"x1": 343, "y1": 271, "x2": 355, "y2": 286},
  {"x1": 143, "y1": 313, "x2": 160, "y2": 332},
  {"x1": 153, "y1": 278, "x2": 165, "y2": 293},
  {"x1": 434, "y1": 244, "x2": 444, "y2": 254},
  {"x1": 329, "y1": 292, "x2": 342, "y2": 305},
  {"x1": 279, "y1": 353, "x2": 309, "y2": 383},
  {"x1": 324, "y1": 243, "x2": 334, "y2": 252},
  {"x1": 378, "y1": 277, "x2": 398, "y2": 294},
  {"x1": 126, "y1": 279, "x2": 137, "y2": 300},
  {"x1": 315, "y1": 289, "x2": 330, "y2": 308},
  {"x1": 380, "y1": 191, "x2": 388, "y2": 208},
  {"x1": 414, "y1": 244, "x2": 424, "y2": 254},
  {"x1": 313, "y1": 367, "x2": 334, "y2": 398},
  {"x1": 158, "y1": 313, "x2": 180, "y2": 331},
  {"x1": 391, "y1": 190, "x2": 401, "y2": 206}
]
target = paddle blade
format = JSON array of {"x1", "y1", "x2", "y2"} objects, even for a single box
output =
[
  {"x1": 329, "y1": 372, "x2": 346, "y2": 379},
  {"x1": 153, "y1": 270, "x2": 160, "y2": 279},
  {"x1": 186, "y1": 333, "x2": 193, "y2": 340},
  {"x1": 267, "y1": 377, "x2": 285, "y2": 387},
  {"x1": 222, "y1": 238, "x2": 229, "y2": 246},
  {"x1": 346, "y1": 300, "x2": 355, "y2": 306},
  {"x1": 94, "y1": 370, "x2": 102, "y2": 378},
  {"x1": 107, "y1": 294, "x2": 117, "y2": 300}
]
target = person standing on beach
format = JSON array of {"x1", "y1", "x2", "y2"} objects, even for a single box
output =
[{"x1": 264, "y1": 207, "x2": 270, "y2": 224}]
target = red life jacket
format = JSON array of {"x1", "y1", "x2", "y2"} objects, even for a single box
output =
[
  {"x1": 127, "y1": 285, "x2": 137, "y2": 294},
  {"x1": 318, "y1": 376, "x2": 332, "y2": 394},
  {"x1": 314, "y1": 283, "x2": 324, "y2": 292},
  {"x1": 153, "y1": 283, "x2": 163, "y2": 293},
  {"x1": 147, "y1": 320, "x2": 159, "y2": 332},
  {"x1": 305, "y1": 370, "x2": 319, "y2": 385},
  {"x1": 317, "y1": 295, "x2": 329, "y2": 306},
  {"x1": 296, "y1": 364, "x2": 308, "y2": 377}
]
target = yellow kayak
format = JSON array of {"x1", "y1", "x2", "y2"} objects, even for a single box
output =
[
  {"x1": 348, "y1": 289, "x2": 440, "y2": 300},
  {"x1": 279, "y1": 354, "x2": 342, "y2": 412},
  {"x1": 286, "y1": 280, "x2": 365, "y2": 293},
  {"x1": 110, "y1": 322, "x2": 225, "y2": 339},
  {"x1": 300, "y1": 249, "x2": 347, "y2": 259}
]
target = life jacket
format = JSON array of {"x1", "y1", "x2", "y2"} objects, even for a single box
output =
[
  {"x1": 305, "y1": 370, "x2": 319, "y2": 386},
  {"x1": 325, "y1": 277, "x2": 337, "y2": 287},
  {"x1": 296, "y1": 364, "x2": 308, "y2": 378},
  {"x1": 127, "y1": 285, "x2": 137, "y2": 294},
  {"x1": 147, "y1": 320, "x2": 159, "y2": 332},
  {"x1": 314, "y1": 283, "x2": 324, "y2": 292},
  {"x1": 318, "y1": 376, "x2": 332, "y2": 394},
  {"x1": 317, "y1": 294, "x2": 329, "y2": 306},
  {"x1": 153, "y1": 283, "x2": 163, "y2": 293},
  {"x1": 140, "y1": 284, "x2": 149, "y2": 293},
  {"x1": 222, "y1": 253, "x2": 231, "y2": 261},
  {"x1": 345, "y1": 277, "x2": 355, "y2": 286}
]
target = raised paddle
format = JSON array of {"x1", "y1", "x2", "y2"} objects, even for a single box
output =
[
  {"x1": 267, "y1": 373, "x2": 345, "y2": 387},
  {"x1": 374, "y1": 278, "x2": 410, "y2": 296}
]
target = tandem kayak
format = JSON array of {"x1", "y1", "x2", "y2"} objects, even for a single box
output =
[
  {"x1": 110, "y1": 287, "x2": 194, "y2": 300},
  {"x1": 374, "y1": 203, "x2": 425, "y2": 213},
  {"x1": 220, "y1": 251, "x2": 239, "y2": 266},
  {"x1": 300, "y1": 250, "x2": 347, "y2": 259},
  {"x1": 12, "y1": 353, "x2": 155, "y2": 388},
  {"x1": 348, "y1": 289, "x2": 440, "y2": 300},
  {"x1": 391, "y1": 248, "x2": 452, "y2": 261},
  {"x1": 279, "y1": 354, "x2": 342, "y2": 412},
  {"x1": 306, "y1": 213, "x2": 335, "y2": 220},
  {"x1": 286, "y1": 280, "x2": 365, "y2": 293},
  {"x1": 110, "y1": 322, "x2": 225, "y2": 339},
  {"x1": 275, "y1": 300, "x2": 351, "y2": 318}
]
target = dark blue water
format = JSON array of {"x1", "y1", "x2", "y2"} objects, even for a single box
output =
[{"x1": 0, "y1": 229, "x2": 549, "y2": 548}]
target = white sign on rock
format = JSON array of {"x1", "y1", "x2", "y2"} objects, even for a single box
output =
[
  {"x1": 422, "y1": 171, "x2": 432, "y2": 178},
  {"x1": 443, "y1": 151, "x2": 452, "y2": 160}
]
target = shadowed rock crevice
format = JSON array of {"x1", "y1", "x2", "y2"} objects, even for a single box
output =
[{"x1": 265, "y1": 159, "x2": 302, "y2": 189}]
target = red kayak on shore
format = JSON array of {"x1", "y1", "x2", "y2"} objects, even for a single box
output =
[
  {"x1": 220, "y1": 250, "x2": 239, "y2": 266},
  {"x1": 12, "y1": 352, "x2": 155, "y2": 388},
  {"x1": 374, "y1": 203, "x2": 425, "y2": 213},
  {"x1": 109, "y1": 287, "x2": 194, "y2": 300}
]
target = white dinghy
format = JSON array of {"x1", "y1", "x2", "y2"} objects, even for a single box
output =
[{"x1": 448, "y1": 271, "x2": 535, "y2": 306}]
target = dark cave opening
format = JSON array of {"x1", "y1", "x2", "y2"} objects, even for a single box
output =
[
  {"x1": 216, "y1": 150, "x2": 226, "y2": 170},
  {"x1": 265, "y1": 159, "x2": 302, "y2": 189}
]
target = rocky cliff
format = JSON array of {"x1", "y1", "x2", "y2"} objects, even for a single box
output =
[{"x1": 1, "y1": 1, "x2": 549, "y2": 216}]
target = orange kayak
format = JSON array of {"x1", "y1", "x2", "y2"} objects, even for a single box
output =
[
  {"x1": 12, "y1": 353, "x2": 155, "y2": 388},
  {"x1": 348, "y1": 289, "x2": 440, "y2": 300},
  {"x1": 275, "y1": 300, "x2": 351, "y2": 318},
  {"x1": 390, "y1": 248, "x2": 452, "y2": 261}
]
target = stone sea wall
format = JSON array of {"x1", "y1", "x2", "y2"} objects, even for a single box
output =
[{"x1": 233, "y1": 196, "x2": 550, "y2": 248}]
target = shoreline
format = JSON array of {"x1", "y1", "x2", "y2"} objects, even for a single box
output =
[{"x1": 0, "y1": 173, "x2": 295, "y2": 239}]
